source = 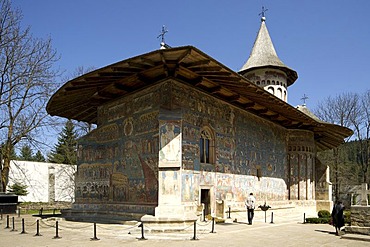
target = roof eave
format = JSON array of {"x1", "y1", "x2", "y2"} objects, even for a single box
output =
[
  {"x1": 47, "y1": 45, "x2": 351, "y2": 149},
  {"x1": 238, "y1": 64, "x2": 298, "y2": 86}
]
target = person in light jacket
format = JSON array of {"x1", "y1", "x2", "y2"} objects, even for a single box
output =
[{"x1": 245, "y1": 193, "x2": 256, "y2": 225}]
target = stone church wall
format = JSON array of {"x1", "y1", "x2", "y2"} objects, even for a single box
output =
[
  {"x1": 172, "y1": 81, "x2": 290, "y2": 213},
  {"x1": 287, "y1": 130, "x2": 315, "y2": 201},
  {"x1": 71, "y1": 79, "x2": 319, "y2": 219},
  {"x1": 73, "y1": 83, "x2": 164, "y2": 215}
]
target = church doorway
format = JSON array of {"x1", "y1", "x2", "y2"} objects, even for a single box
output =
[{"x1": 201, "y1": 189, "x2": 211, "y2": 216}]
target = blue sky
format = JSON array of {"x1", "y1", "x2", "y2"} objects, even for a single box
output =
[{"x1": 16, "y1": 0, "x2": 370, "y2": 110}]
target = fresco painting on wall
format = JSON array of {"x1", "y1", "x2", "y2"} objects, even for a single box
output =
[
  {"x1": 161, "y1": 170, "x2": 178, "y2": 195},
  {"x1": 177, "y1": 82, "x2": 287, "y2": 177},
  {"x1": 307, "y1": 155, "x2": 313, "y2": 199},
  {"x1": 171, "y1": 82, "x2": 293, "y2": 205},
  {"x1": 299, "y1": 154, "x2": 307, "y2": 199},
  {"x1": 289, "y1": 154, "x2": 299, "y2": 199},
  {"x1": 182, "y1": 173, "x2": 194, "y2": 202},
  {"x1": 182, "y1": 123, "x2": 200, "y2": 171},
  {"x1": 75, "y1": 86, "x2": 162, "y2": 207},
  {"x1": 159, "y1": 121, "x2": 181, "y2": 168}
]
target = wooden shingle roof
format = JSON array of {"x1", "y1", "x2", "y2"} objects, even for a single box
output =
[
  {"x1": 239, "y1": 19, "x2": 298, "y2": 86},
  {"x1": 47, "y1": 46, "x2": 352, "y2": 150}
]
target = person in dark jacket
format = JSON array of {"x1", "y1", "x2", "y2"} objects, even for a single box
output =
[{"x1": 331, "y1": 201, "x2": 345, "y2": 235}]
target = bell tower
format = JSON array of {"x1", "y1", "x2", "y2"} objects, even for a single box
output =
[{"x1": 239, "y1": 9, "x2": 298, "y2": 102}]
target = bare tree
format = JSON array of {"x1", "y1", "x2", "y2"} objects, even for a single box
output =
[
  {"x1": 45, "y1": 66, "x2": 95, "y2": 200},
  {"x1": 315, "y1": 92, "x2": 357, "y2": 201},
  {"x1": 355, "y1": 90, "x2": 370, "y2": 183},
  {"x1": 0, "y1": 0, "x2": 59, "y2": 192},
  {"x1": 315, "y1": 91, "x2": 370, "y2": 200},
  {"x1": 315, "y1": 92, "x2": 357, "y2": 127},
  {"x1": 66, "y1": 66, "x2": 96, "y2": 136}
]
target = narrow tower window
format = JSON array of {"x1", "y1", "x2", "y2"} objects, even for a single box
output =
[
  {"x1": 200, "y1": 127, "x2": 215, "y2": 164},
  {"x1": 277, "y1": 88, "x2": 282, "y2": 99}
]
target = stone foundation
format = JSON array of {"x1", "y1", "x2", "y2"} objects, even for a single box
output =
[
  {"x1": 140, "y1": 204, "x2": 198, "y2": 232},
  {"x1": 140, "y1": 214, "x2": 197, "y2": 232},
  {"x1": 345, "y1": 226, "x2": 370, "y2": 235},
  {"x1": 62, "y1": 203, "x2": 155, "y2": 223},
  {"x1": 345, "y1": 205, "x2": 370, "y2": 235}
]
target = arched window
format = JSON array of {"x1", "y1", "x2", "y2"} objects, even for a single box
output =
[
  {"x1": 200, "y1": 127, "x2": 215, "y2": 164},
  {"x1": 277, "y1": 88, "x2": 282, "y2": 99},
  {"x1": 267, "y1": 86, "x2": 274, "y2": 94}
]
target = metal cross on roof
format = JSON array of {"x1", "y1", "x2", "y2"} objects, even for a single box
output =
[
  {"x1": 157, "y1": 25, "x2": 168, "y2": 44},
  {"x1": 259, "y1": 6, "x2": 268, "y2": 18},
  {"x1": 301, "y1": 94, "x2": 309, "y2": 105}
]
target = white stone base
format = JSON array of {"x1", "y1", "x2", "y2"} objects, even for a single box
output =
[
  {"x1": 345, "y1": 226, "x2": 370, "y2": 235},
  {"x1": 140, "y1": 204, "x2": 198, "y2": 232},
  {"x1": 224, "y1": 218, "x2": 234, "y2": 224},
  {"x1": 140, "y1": 214, "x2": 197, "y2": 232}
]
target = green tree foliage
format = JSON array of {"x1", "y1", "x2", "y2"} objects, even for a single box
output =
[
  {"x1": 318, "y1": 210, "x2": 331, "y2": 218},
  {"x1": 7, "y1": 182, "x2": 28, "y2": 196},
  {"x1": 19, "y1": 145, "x2": 33, "y2": 161},
  {"x1": 34, "y1": 150, "x2": 46, "y2": 162},
  {"x1": 48, "y1": 120, "x2": 78, "y2": 165},
  {"x1": 318, "y1": 140, "x2": 370, "y2": 198}
]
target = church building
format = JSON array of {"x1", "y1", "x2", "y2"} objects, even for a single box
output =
[{"x1": 46, "y1": 14, "x2": 352, "y2": 224}]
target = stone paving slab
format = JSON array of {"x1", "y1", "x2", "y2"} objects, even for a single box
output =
[{"x1": 1, "y1": 213, "x2": 370, "y2": 247}]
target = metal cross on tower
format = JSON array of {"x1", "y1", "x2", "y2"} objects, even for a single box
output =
[
  {"x1": 157, "y1": 25, "x2": 168, "y2": 44},
  {"x1": 259, "y1": 6, "x2": 268, "y2": 18},
  {"x1": 301, "y1": 94, "x2": 309, "y2": 105}
]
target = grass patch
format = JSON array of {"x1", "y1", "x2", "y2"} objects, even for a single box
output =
[{"x1": 17, "y1": 202, "x2": 70, "y2": 215}]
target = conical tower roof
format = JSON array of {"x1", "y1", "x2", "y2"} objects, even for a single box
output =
[{"x1": 239, "y1": 17, "x2": 298, "y2": 86}]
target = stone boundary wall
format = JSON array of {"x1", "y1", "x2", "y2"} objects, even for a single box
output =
[
  {"x1": 350, "y1": 206, "x2": 370, "y2": 227},
  {"x1": 346, "y1": 205, "x2": 370, "y2": 235},
  {"x1": 8, "y1": 160, "x2": 76, "y2": 203}
]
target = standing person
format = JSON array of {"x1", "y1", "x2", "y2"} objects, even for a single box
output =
[
  {"x1": 331, "y1": 201, "x2": 345, "y2": 235},
  {"x1": 245, "y1": 192, "x2": 256, "y2": 225}
]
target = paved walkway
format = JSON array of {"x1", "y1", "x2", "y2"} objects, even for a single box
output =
[{"x1": 1, "y1": 213, "x2": 369, "y2": 247}]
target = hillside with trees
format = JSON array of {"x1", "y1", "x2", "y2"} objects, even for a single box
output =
[
  {"x1": 318, "y1": 140, "x2": 370, "y2": 199},
  {"x1": 315, "y1": 91, "x2": 370, "y2": 202}
]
